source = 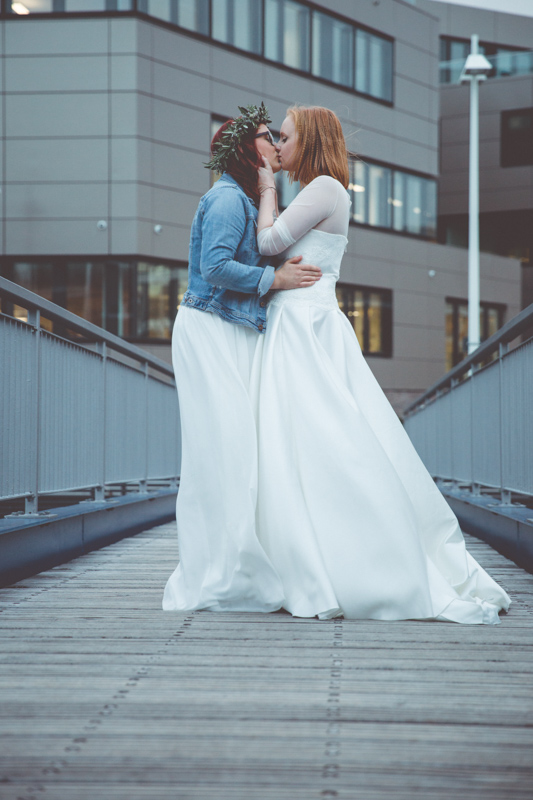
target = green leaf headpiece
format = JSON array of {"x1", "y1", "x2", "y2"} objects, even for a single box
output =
[{"x1": 205, "y1": 102, "x2": 272, "y2": 174}]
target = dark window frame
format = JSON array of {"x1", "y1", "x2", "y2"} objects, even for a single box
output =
[
  {"x1": 0, "y1": 255, "x2": 188, "y2": 344},
  {"x1": 501, "y1": 107, "x2": 533, "y2": 168},
  {"x1": 445, "y1": 295, "x2": 506, "y2": 369},
  {"x1": 336, "y1": 282, "x2": 393, "y2": 358}
]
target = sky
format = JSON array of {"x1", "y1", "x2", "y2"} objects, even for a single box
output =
[{"x1": 427, "y1": 0, "x2": 533, "y2": 17}]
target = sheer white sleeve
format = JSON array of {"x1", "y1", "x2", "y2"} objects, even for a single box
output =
[{"x1": 257, "y1": 176, "x2": 348, "y2": 256}]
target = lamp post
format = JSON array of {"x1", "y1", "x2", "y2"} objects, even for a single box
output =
[{"x1": 460, "y1": 35, "x2": 492, "y2": 355}]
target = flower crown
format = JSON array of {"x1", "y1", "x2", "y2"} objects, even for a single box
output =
[{"x1": 205, "y1": 102, "x2": 272, "y2": 174}]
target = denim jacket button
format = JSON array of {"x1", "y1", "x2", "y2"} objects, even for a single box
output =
[
  {"x1": 260, "y1": 301, "x2": 266, "y2": 307},
  {"x1": 258, "y1": 324, "x2": 263, "y2": 331}
]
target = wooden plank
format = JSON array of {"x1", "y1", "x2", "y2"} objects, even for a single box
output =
[{"x1": 1, "y1": 524, "x2": 532, "y2": 799}]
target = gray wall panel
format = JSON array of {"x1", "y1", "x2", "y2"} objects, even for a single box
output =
[
  {"x1": 6, "y1": 93, "x2": 108, "y2": 138},
  {"x1": 152, "y1": 99, "x2": 208, "y2": 149},
  {"x1": 110, "y1": 93, "x2": 151, "y2": 138},
  {"x1": 110, "y1": 54, "x2": 152, "y2": 93},
  {"x1": 151, "y1": 24, "x2": 211, "y2": 70},
  {"x1": 6, "y1": 220, "x2": 110, "y2": 255},
  {"x1": 5, "y1": 18, "x2": 109, "y2": 56},
  {"x1": 6, "y1": 183, "x2": 108, "y2": 220},
  {"x1": 110, "y1": 18, "x2": 152, "y2": 56},
  {"x1": 6, "y1": 139, "x2": 109, "y2": 183},
  {"x1": 152, "y1": 61, "x2": 210, "y2": 110},
  {"x1": 5, "y1": 54, "x2": 108, "y2": 93}
]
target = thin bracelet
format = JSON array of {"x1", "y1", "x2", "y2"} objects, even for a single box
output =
[{"x1": 259, "y1": 186, "x2": 277, "y2": 195}]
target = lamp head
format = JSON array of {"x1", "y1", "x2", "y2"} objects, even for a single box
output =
[{"x1": 460, "y1": 53, "x2": 493, "y2": 82}]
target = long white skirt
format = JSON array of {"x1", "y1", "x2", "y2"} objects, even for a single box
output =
[
  {"x1": 162, "y1": 307, "x2": 284, "y2": 612},
  {"x1": 252, "y1": 296, "x2": 511, "y2": 624}
]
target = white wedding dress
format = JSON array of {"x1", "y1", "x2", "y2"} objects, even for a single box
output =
[
  {"x1": 250, "y1": 175, "x2": 511, "y2": 624},
  {"x1": 163, "y1": 175, "x2": 511, "y2": 624}
]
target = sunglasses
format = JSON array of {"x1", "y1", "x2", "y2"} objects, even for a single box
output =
[{"x1": 254, "y1": 130, "x2": 275, "y2": 146}]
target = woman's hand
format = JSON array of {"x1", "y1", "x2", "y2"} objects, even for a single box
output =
[
  {"x1": 258, "y1": 155, "x2": 277, "y2": 193},
  {"x1": 271, "y1": 256, "x2": 322, "y2": 290}
]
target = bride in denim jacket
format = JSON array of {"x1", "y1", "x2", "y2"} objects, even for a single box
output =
[{"x1": 163, "y1": 104, "x2": 320, "y2": 612}]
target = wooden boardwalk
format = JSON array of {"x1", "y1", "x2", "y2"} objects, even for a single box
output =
[{"x1": 1, "y1": 522, "x2": 532, "y2": 800}]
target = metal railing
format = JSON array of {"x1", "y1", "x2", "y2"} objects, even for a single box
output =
[
  {"x1": 404, "y1": 303, "x2": 533, "y2": 504},
  {"x1": 0, "y1": 276, "x2": 181, "y2": 515}
]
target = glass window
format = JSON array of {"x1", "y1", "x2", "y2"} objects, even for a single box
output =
[
  {"x1": 392, "y1": 173, "x2": 436, "y2": 238},
  {"x1": 212, "y1": 0, "x2": 263, "y2": 55},
  {"x1": 501, "y1": 108, "x2": 533, "y2": 168},
  {"x1": 265, "y1": 0, "x2": 310, "y2": 72},
  {"x1": 1, "y1": 260, "x2": 188, "y2": 342},
  {"x1": 355, "y1": 28, "x2": 392, "y2": 102},
  {"x1": 336, "y1": 283, "x2": 392, "y2": 357},
  {"x1": 139, "y1": 0, "x2": 208, "y2": 31},
  {"x1": 312, "y1": 11, "x2": 353, "y2": 88},
  {"x1": 52, "y1": 0, "x2": 131, "y2": 10},
  {"x1": 445, "y1": 298, "x2": 505, "y2": 371},
  {"x1": 349, "y1": 160, "x2": 392, "y2": 229}
]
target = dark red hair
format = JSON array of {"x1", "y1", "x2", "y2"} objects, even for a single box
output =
[{"x1": 211, "y1": 120, "x2": 262, "y2": 206}]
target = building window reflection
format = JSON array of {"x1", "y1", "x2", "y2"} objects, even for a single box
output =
[
  {"x1": 7, "y1": 0, "x2": 394, "y2": 106},
  {"x1": 355, "y1": 28, "x2": 393, "y2": 102},
  {"x1": 0, "y1": 259, "x2": 188, "y2": 342},
  {"x1": 349, "y1": 158, "x2": 437, "y2": 239},
  {"x1": 139, "y1": 0, "x2": 208, "y2": 31},
  {"x1": 212, "y1": 0, "x2": 262, "y2": 55},
  {"x1": 439, "y1": 36, "x2": 533, "y2": 85},
  {"x1": 445, "y1": 297, "x2": 505, "y2": 371},
  {"x1": 312, "y1": 10, "x2": 353, "y2": 88},
  {"x1": 336, "y1": 283, "x2": 392, "y2": 357},
  {"x1": 265, "y1": 0, "x2": 310, "y2": 72}
]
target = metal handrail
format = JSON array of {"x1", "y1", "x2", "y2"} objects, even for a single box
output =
[
  {"x1": 404, "y1": 301, "x2": 533, "y2": 416},
  {"x1": 1, "y1": 276, "x2": 180, "y2": 515},
  {"x1": 0, "y1": 276, "x2": 173, "y2": 378}
]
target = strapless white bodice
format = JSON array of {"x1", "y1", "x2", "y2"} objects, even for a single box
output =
[{"x1": 269, "y1": 229, "x2": 348, "y2": 312}]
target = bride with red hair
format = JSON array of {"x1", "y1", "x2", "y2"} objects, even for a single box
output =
[{"x1": 252, "y1": 105, "x2": 510, "y2": 624}]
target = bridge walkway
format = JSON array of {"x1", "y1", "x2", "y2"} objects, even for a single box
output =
[{"x1": 1, "y1": 523, "x2": 532, "y2": 799}]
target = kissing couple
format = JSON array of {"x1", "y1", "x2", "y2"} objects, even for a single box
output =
[{"x1": 163, "y1": 103, "x2": 510, "y2": 625}]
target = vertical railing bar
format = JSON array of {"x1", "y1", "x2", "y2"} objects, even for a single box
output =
[
  {"x1": 26, "y1": 309, "x2": 41, "y2": 515},
  {"x1": 94, "y1": 342, "x2": 107, "y2": 502},
  {"x1": 140, "y1": 360, "x2": 149, "y2": 493},
  {"x1": 498, "y1": 342, "x2": 511, "y2": 504}
]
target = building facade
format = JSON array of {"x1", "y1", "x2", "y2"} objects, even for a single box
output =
[
  {"x1": 0, "y1": 0, "x2": 522, "y2": 412},
  {"x1": 418, "y1": 0, "x2": 533, "y2": 329}
]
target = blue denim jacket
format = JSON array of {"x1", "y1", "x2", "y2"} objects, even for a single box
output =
[{"x1": 181, "y1": 173, "x2": 276, "y2": 333}]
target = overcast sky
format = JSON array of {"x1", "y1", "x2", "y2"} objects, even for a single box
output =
[{"x1": 427, "y1": 0, "x2": 533, "y2": 17}]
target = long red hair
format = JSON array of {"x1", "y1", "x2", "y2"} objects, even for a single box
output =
[{"x1": 211, "y1": 120, "x2": 262, "y2": 205}]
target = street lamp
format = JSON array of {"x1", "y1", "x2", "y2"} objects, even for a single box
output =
[{"x1": 460, "y1": 35, "x2": 492, "y2": 355}]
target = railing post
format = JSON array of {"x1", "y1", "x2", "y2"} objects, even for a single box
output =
[
  {"x1": 139, "y1": 361, "x2": 149, "y2": 494},
  {"x1": 498, "y1": 341, "x2": 511, "y2": 506},
  {"x1": 469, "y1": 361, "x2": 481, "y2": 497},
  {"x1": 25, "y1": 309, "x2": 41, "y2": 515},
  {"x1": 94, "y1": 342, "x2": 107, "y2": 503}
]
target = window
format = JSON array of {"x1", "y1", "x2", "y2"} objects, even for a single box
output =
[
  {"x1": 1, "y1": 259, "x2": 188, "y2": 341},
  {"x1": 212, "y1": 0, "x2": 262, "y2": 55},
  {"x1": 7, "y1": 0, "x2": 394, "y2": 107},
  {"x1": 355, "y1": 28, "x2": 393, "y2": 102},
  {"x1": 445, "y1": 298, "x2": 505, "y2": 371},
  {"x1": 350, "y1": 161, "x2": 392, "y2": 229},
  {"x1": 439, "y1": 36, "x2": 533, "y2": 84},
  {"x1": 392, "y1": 172, "x2": 436, "y2": 238},
  {"x1": 312, "y1": 11, "x2": 353, "y2": 88},
  {"x1": 349, "y1": 158, "x2": 436, "y2": 239},
  {"x1": 265, "y1": 0, "x2": 310, "y2": 71},
  {"x1": 501, "y1": 108, "x2": 533, "y2": 168},
  {"x1": 139, "y1": 0, "x2": 208, "y2": 32},
  {"x1": 336, "y1": 283, "x2": 392, "y2": 357}
]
